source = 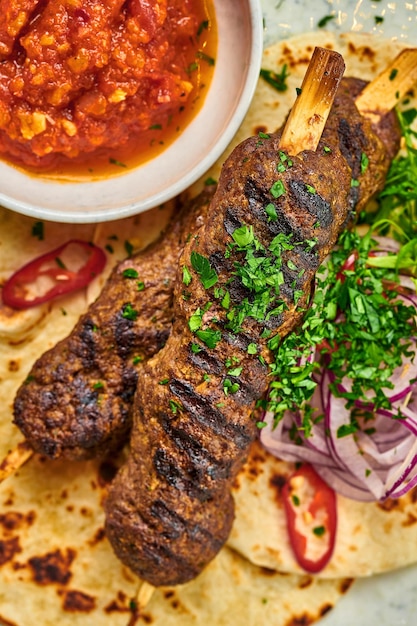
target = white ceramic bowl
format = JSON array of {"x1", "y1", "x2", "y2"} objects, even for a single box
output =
[{"x1": 0, "y1": 0, "x2": 263, "y2": 224}]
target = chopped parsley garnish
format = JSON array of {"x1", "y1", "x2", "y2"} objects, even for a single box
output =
[
  {"x1": 190, "y1": 251, "x2": 218, "y2": 289},
  {"x1": 197, "y1": 19, "x2": 209, "y2": 36},
  {"x1": 109, "y1": 157, "x2": 127, "y2": 168},
  {"x1": 317, "y1": 14, "x2": 335, "y2": 28},
  {"x1": 123, "y1": 268, "x2": 139, "y2": 279},
  {"x1": 197, "y1": 51, "x2": 215, "y2": 66},
  {"x1": 259, "y1": 65, "x2": 289, "y2": 92},
  {"x1": 223, "y1": 378, "x2": 240, "y2": 395},
  {"x1": 267, "y1": 229, "x2": 417, "y2": 431},
  {"x1": 265, "y1": 203, "x2": 278, "y2": 221},
  {"x1": 224, "y1": 226, "x2": 297, "y2": 333},
  {"x1": 124, "y1": 240, "x2": 134, "y2": 257},
  {"x1": 183, "y1": 265, "x2": 193, "y2": 286},
  {"x1": 121, "y1": 303, "x2": 138, "y2": 320},
  {"x1": 270, "y1": 180, "x2": 286, "y2": 198},
  {"x1": 195, "y1": 328, "x2": 221, "y2": 349},
  {"x1": 361, "y1": 152, "x2": 369, "y2": 174},
  {"x1": 31, "y1": 221, "x2": 44, "y2": 240}
]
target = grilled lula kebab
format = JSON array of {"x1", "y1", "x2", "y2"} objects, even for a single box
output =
[
  {"x1": 0, "y1": 188, "x2": 214, "y2": 481},
  {"x1": 2, "y1": 47, "x2": 414, "y2": 482},
  {"x1": 103, "y1": 47, "x2": 412, "y2": 587}
]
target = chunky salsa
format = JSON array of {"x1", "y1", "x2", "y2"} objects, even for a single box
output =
[{"x1": 0, "y1": 0, "x2": 216, "y2": 176}]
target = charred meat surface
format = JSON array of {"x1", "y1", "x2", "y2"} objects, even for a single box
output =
[
  {"x1": 104, "y1": 79, "x2": 401, "y2": 586},
  {"x1": 13, "y1": 188, "x2": 214, "y2": 460}
]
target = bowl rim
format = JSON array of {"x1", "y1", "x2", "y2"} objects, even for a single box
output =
[{"x1": 0, "y1": 0, "x2": 264, "y2": 224}]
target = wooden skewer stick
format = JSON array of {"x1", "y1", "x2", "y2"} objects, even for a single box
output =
[
  {"x1": 355, "y1": 48, "x2": 417, "y2": 123},
  {"x1": 127, "y1": 580, "x2": 155, "y2": 624},
  {"x1": 279, "y1": 47, "x2": 346, "y2": 155},
  {"x1": 136, "y1": 581, "x2": 155, "y2": 608},
  {"x1": 0, "y1": 440, "x2": 33, "y2": 483}
]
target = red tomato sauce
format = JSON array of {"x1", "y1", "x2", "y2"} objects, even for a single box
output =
[{"x1": 0, "y1": 0, "x2": 216, "y2": 178}]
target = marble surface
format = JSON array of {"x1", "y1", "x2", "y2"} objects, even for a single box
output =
[{"x1": 260, "y1": 1, "x2": 417, "y2": 624}]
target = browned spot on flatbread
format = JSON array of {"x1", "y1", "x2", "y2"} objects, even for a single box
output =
[
  {"x1": 0, "y1": 536, "x2": 22, "y2": 566},
  {"x1": 27, "y1": 548, "x2": 76, "y2": 585},
  {"x1": 135, "y1": 611, "x2": 153, "y2": 624},
  {"x1": 298, "y1": 575, "x2": 313, "y2": 589},
  {"x1": 409, "y1": 486, "x2": 417, "y2": 503},
  {"x1": 61, "y1": 589, "x2": 96, "y2": 613},
  {"x1": 104, "y1": 591, "x2": 130, "y2": 613},
  {"x1": 258, "y1": 564, "x2": 280, "y2": 577},
  {"x1": 0, "y1": 510, "x2": 36, "y2": 534},
  {"x1": 254, "y1": 125, "x2": 268, "y2": 135},
  {"x1": 320, "y1": 604, "x2": 334, "y2": 617},
  {"x1": 285, "y1": 614, "x2": 315, "y2": 626},
  {"x1": 339, "y1": 577, "x2": 355, "y2": 594},
  {"x1": 88, "y1": 526, "x2": 106, "y2": 546},
  {"x1": 8, "y1": 359, "x2": 20, "y2": 372},
  {"x1": 270, "y1": 471, "x2": 287, "y2": 496},
  {"x1": 402, "y1": 512, "x2": 417, "y2": 527},
  {"x1": 80, "y1": 506, "x2": 93, "y2": 517},
  {"x1": 377, "y1": 498, "x2": 399, "y2": 512}
]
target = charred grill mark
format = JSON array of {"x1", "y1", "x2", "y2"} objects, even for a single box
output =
[
  {"x1": 222, "y1": 328, "x2": 258, "y2": 352},
  {"x1": 168, "y1": 379, "x2": 252, "y2": 449},
  {"x1": 114, "y1": 311, "x2": 138, "y2": 358},
  {"x1": 223, "y1": 207, "x2": 242, "y2": 236},
  {"x1": 226, "y1": 276, "x2": 252, "y2": 305},
  {"x1": 244, "y1": 177, "x2": 270, "y2": 222},
  {"x1": 244, "y1": 176, "x2": 301, "y2": 238},
  {"x1": 288, "y1": 179, "x2": 334, "y2": 228},
  {"x1": 337, "y1": 117, "x2": 365, "y2": 212},
  {"x1": 77, "y1": 319, "x2": 99, "y2": 366},
  {"x1": 293, "y1": 242, "x2": 320, "y2": 271},
  {"x1": 208, "y1": 250, "x2": 231, "y2": 275},
  {"x1": 150, "y1": 499, "x2": 226, "y2": 552},
  {"x1": 159, "y1": 414, "x2": 233, "y2": 481},
  {"x1": 150, "y1": 500, "x2": 186, "y2": 539},
  {"x1": 337, "y1": 118, "x2": 365, "y2": 179},
  {"x1": 153, "y1": 447, "x2": 212, "y2": 500},
  {"x1": 188, "y1": 346, "x2": 223, "y2": 375}
]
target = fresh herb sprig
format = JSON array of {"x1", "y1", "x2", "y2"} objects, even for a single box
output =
[
  {"x1": 364, "y1": 108, "x2": 417, "y2": 244},
  {"x1": 359, "y1": 108, "x2": 417, "y2": 279}
]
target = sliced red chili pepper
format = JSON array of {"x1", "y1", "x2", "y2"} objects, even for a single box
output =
[
  {"x1": 2, "y1": 239, "x2": 106, "y2": 310},
  {"x1": 336, "y1": 250, "x2": 358, "y2": 282},
  {"x1": 282, "y1": 463, "x2": 337, "y2": 573}
]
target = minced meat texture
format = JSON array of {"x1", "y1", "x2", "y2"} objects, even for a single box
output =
[{"x1": 0, "y1": 0, "x2": 209, "y2": 167}]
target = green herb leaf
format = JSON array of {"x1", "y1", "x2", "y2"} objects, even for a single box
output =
[
  {"x1": 190, "y1": 251, "x2": 218, "y2": 289},
  {"x1": 259, "y1": 65, "x2": 289, "y2": 92}
]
